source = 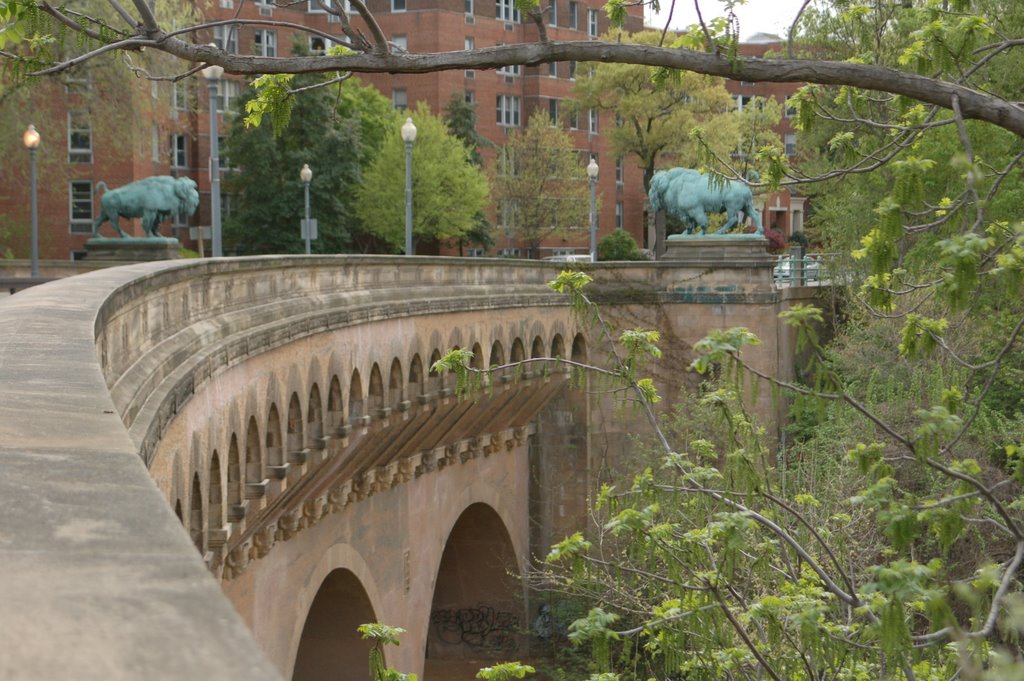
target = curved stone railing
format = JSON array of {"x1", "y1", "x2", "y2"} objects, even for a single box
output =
[{"x1": 0, "y1": 256, "x2": 576, "y2": 681}]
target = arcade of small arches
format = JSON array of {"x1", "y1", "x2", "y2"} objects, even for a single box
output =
[{"x1": 155, "y1": 323, "x2": 589, "y2": 582}]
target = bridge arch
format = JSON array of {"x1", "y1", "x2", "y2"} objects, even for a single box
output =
[
  {"x1": 425, "y1": 501, "x2": 524, "y2": 675},
  {"x1": 287, "y1": 544, "x2": 384, "y2": 681},
  {"x1": 307, "y1": 383, "x2": 324, "y2": 448}
]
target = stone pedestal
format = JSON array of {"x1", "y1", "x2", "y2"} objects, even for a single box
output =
[
  {"x1": 663, "y1": 234, "x2": 774, "y2": 267},
  {"x1": 662, "y1": 234, "x2": 775, "y2": 293},
  {"x1": 85, "y1": 237, "x2": 181, "y2": 262}
]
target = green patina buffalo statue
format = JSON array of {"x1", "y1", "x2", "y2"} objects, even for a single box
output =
[
  {"x1": 91, "y1": 176, "x2": 200, "y2": 238},
  {"x1": 649, "y1": 167, "x2": 763, "y2": 235}
]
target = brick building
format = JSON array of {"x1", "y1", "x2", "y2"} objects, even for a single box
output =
[{"x1": 0, "y1": 12, "x2": 807, "y2": 262}]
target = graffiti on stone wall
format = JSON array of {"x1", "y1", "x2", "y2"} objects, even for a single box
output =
[{"x1": 431, "y1": 605, "x2": 520, "y2": 652}]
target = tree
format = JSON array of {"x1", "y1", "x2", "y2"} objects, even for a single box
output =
[
  {"x1": 573, "y1": 30, "x2": 739, "y2": 192},
  {"x1": 443, "y1": 92, "x2": 497, "y2": 255},
  {"x1": 596, "y1": 229, "x2": 645, "y2": 261},
  {"x1": 355, "y1": 105, "x2": 489, "y2": 252},
  {"x1": 223, "y1": 74, "x2": 391, "y2": 254},
  {"x1": 492, "y1": 112, "x2": 589, "y2": 258}
]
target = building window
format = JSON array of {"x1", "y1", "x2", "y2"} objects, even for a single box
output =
[
  {"x1": 548, "y1": 0, "x2": 557, "y2": 26},
  {"x1": 171, "y1": 134, "x2": 187, "y2": 168},
  {"x1": 464, "y1": 37, "x2": 475, "y2": 77},
  {"x1": 734, "y1": 94, "x2": 753, "y2": 111},
  {"x1": 465, "y1": 0, "x2": 473, "y2": 13},
  {"x1": 496, "y1": 94, "x2": 521, "y2": 127},
  {"x1": 392, "y1": 0, "x2": 406, "y2": 12},
  {"x1": 214, "y1": 25, "x2": 238, "y2": 53},
  {"x1": 69, "y1": 181, "x2": 93, "y2": 234},
  {"x1": 64, "y1": 74, "x2": 92, "y2": 95},
  {"x1": 784, "y1": 95, "x2": 798, "y2": 118},
  {"x1": 568, "y1": 0, "x2": 578, "y2": 29},
  {"x1": 392, "y1": 34, "x2": 407, "y2": 51},
  {"x1": 615, "y1": 201, "x2": 623, "y2": 229},
  {"x1": 253, "y1": 30, "x2": 277, "y2": 57},
  {"x1": 216, "y1": 80, "x2": 240, "y2": 113},
  {"x1": 68, "y1": 111, "x2": 92, "y2": 163},
  {"x1": 172, "y1": 80, "x2": 189, "y2": 112},
  {"x1": 548, "y1": 62, "x2": 557, "y2": 78},
  {"x1": 392, "y1": 88, "x2": 408, "y2": 110},
  {"x1": 568, "y1": 60, "x2": 577, "y2": 80},
  {"x1": 466, "y1": 247, "x2": 486, "y2": 257},
  {"x1": 308, "y1": 0, "x2": 346, "y2": 11},
  {"x1": 615, "y1": 158, "x2": 623, "y2": 185},
  {"x1": 254, "y1": 0, "x2": 272, "y2": 15},
  {"x1": 219, "y1": 0, "x2": 234, "y2": 8},
  {"x1": 588, "y1": 108, "x2": 598, "y2": 134},
  {"x1": 497, "y1": 51, "x2": 520, "y2": 77},
  {"x1": 548, "y1": 98, "x2": 559, "y2": 124},
  {"x1": 568, "y1": 108, "x2": 579, "y2": 130},
  {"x1": 785, "y1": 133, "x2": 797, "y2": 156},
  {"x1": 588, "y1": 8, "x2": 598, "y2": 36},
  {"x1": 465, "y1": 90, "x2": 476, "y2": 104},
  {"x1": 496, "y1": 0, "x2": 519, "y2": 21}
]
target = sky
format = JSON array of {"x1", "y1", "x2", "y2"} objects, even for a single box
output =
[{"x1": 648, "y1": 0, "x2": 813, "y2": 41}]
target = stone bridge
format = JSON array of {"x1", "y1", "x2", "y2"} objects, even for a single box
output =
[{"x1": 0, "y1": 252, "x2": 822, "y2": 680}]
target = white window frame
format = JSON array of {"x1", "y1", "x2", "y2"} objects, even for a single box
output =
[
  {"x1": 392, "y1": 0, "x2": 406, "y2": 12},
  {"x1": 588, "y1": 108, "x2": 598, "y2": 134},
  {"x1": 392, "y1": 88, "x2": 408, "y2": 110},
  {"x1": 568, "y1": 108, "x2": 579, "y2": 130},
  {"x1": 214, "y1": 25, "x2": 238, "y2": 54},
  {"x1": 588, "y1": 8, "x2": 598, "y2": 36},
  {"x1": 172, "y1": 80, "x2": 189, "y2": 112},
  {"x1": 548, "y1": 98, "x2": 559, "y2": 125},
  {"x1": 496, "y1": 0, "x2": 519, "y2": 22},
  {"x1": 615, "y1": 158, "x2": 623, "y2": 185},
  {"x1": 254, "y1": 0, "x2": 273, "y2": 15},
  {"x1": 69, "y1": 181, "x2": 93, "y2": 234},
  {"x1": 568, "y1": 0, "x2": 578, "y2": 29},
  {"x1": 67, "y1": 110, "x2": 92, "y2": 163},
  {"x1": 568, "y1": 60, "x2": 577, "y2": 80},
  {"x1": 171, "y1": 134, "x2": 188, "y2": 169},
  {"x1": 392, "y1": 34, "x2": 408, "y2": 51},
  {"x1": 465, "y1": 90, "x2": 476, "y2": 104},
  {"x1": 216, "y1": 80, "x2": 240, "y2": 113},
  {"x1": 496, "y1": 94, "x2": 521, "y2": 127},
  {"x1": 464, "y1": 37, "x2": 475, "y2": 77},
  {"x1": 253, "y1": 29, "x2": 277, "y2": 57},
  {"x1": 548, "y1": 0, "x2": 557, "y2": 26},
  {"x1": 465, "y1": 0, "x2": 473, "y2": 14},
  {"x1": 548, "y1": 62, "x2": 557, "y2": 78},
  {"x1": 615, "y1": 201, "x2": 623, "y2": 229},
  {"x1": 785, "y1": 133, "x2": 797, "y2": 156}
]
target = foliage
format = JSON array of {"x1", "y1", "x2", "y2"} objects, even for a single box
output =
[
  {"x1": 443, "y1": 91, "x2": 489, "y2": 166},
  {"x1": 597, "y1": 229, "x2": 645, "y2": 261},
  {"x1": 573, "y1": 31, "x2": 739, "y2": 192},
  {"x1": 491, "y1": 112, "x2": 589, "y2": 257},
  {"x1": 358, "y1": 623, "x2": 417, "y2": 681},
  {"x1": 475, "y1": 662, "x2": 536, "y2": 680},
  {"x1": 355, "y1": 104, "x2": 490, "y2": 252},
  {"x1": 223, "y1": 73, "x2": 390, "y2": 254}
]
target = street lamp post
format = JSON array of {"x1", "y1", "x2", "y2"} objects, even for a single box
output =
[
  {"x1": 401, "y1": 117, "x2": 417, "y2": 256},
  {"x1": 300, "y1": 163, "x2": 313, "y2": 255},
  {"x1": 587, "y1": 157, "x2": 599, "y2": 263},
  {"x1": 202, "y1": 58, "x2": 225, "y2": 257},
  {"x1": 23, "y1": 125, "x2": 40, "y2": 278}
]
